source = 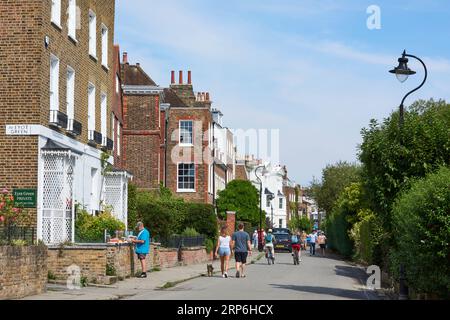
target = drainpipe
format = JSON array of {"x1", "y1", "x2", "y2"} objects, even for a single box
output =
[{"x1": 164, "y1": 109, "x2": 169, "y2": 187}]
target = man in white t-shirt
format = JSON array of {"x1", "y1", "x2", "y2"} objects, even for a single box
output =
[{"x1": 309, "y1": 230, "x2": 318, "y2": 256}]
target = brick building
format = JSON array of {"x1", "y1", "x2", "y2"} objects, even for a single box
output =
[
  {"x1": 121, "y1": 53, "x2": 163, "y2": 190},
  {"x1": 161, "y1": 71, "x2": 214, "y2": 204},
  {"x1": 0, "y1": 0, "x2": 129, "y2": 244}
]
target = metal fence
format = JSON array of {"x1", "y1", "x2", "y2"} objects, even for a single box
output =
[
  {"x1": 0, "y1": 225, "x2": 36, "y2": 245},
  {"x1": 156, "y1": 235, "x2": 206, "y2": 248}
]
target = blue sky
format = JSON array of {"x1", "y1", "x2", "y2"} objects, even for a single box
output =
[{"x1": 115, "y1": 0, "x2": 450, "y2": 186}]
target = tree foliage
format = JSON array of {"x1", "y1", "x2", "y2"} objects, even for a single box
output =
[
  {"x1": 309, "y1": 161, "x2": 361, "y2": 214},
  {"x1": 390, "y1": 166, "x2": 450, "y2": 298},
  {"x1": 359, "y1": 99, "x2": 450, "y2": 232},
  {"x1": 216, "y1": 180, "x2": 260, "y2": 225},
  {"x1": 288, "y1": 215, "x2": 313, "y2": 233}
]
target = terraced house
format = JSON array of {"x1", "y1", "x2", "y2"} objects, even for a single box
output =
[{"x1": 0, "y1": 0, "x2": 130, "y2": 244}]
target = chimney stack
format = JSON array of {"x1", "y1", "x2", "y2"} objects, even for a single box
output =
[
  {"x1": 123, "y1": 52, "x2": 128, "y2": 64},
  {"x1": 179, "y1": 70, "x2": 183, "y2": 84},
  {"x1": 136, "y1": 62, "x2": 140, "y2": 67},
  {"x1": 206, "y1": 92, "x2": 210, "y2": 101},
  {"x1": 171, "y1": 71, "x2": 175, "y2": 84},
  {"x1": 197, "y1": 92, "x2": 201, "y2": 101},
  {"x1": 188, "y1": 71, "x2": 192, "y2": 84}
]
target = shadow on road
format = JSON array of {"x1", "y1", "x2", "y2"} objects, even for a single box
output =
[
  {"x1": 334, "y1": 265, "x2": 368, "y2": 283},
  {"x1": 269, "y1": 284, "x2": 367, "y2": 300}
]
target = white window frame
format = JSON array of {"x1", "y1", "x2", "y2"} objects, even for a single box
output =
[
  {"x1": 88, "y1": 83, "x2": 96, "y2": 132},
  {"x1": 279, "y1": 197, "x2": 283, "y2": 209},
  {"x1": 88, "y1": 10, "x2": 97, "y2": 59},
  {"x1": 100, "y1": 93, "x2": 107, "y2": 144},
  {"x1": 115, "y1": 74, "x2": 120, "y2": 93},
  {"x1": 66, "y1": 66, "x2": 75, "y2": 121},
  {"x1": 67, "y1": 0, "x2": 77, "y2": 40},
  {"x1": 50, "y1": 54, "x2": 60, "y2": 112},
  {"x1": 51, "y1": 0, "x2": 61, "y2": 28},
  {"x1": 179, "y1": 120, "x2": 193, "y2": 146},
  {"x1": 101, "y1": 24, "x2": 109, "y2": 68},
  {"x1": 177, "y1": 163, "x2": 195, "y2": 192}
]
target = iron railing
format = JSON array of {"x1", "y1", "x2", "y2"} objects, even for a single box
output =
[
  {"x1": 0, "y1": 225, "x2": 36, "y2": 245},
  {"x1": 156, "y1": 235, "x2": 206, "y2": 248}
]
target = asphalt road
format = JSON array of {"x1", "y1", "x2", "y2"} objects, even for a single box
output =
[{"x1": 128, "y1": 250, "x2": 380, "y2": 300}]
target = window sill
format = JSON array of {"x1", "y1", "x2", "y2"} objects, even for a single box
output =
[
  {"x1": 51, "y1": 21, "x2": 62, "y2": 31},
  {"x1": 89, "y1": 54, "x2": 98, "y2": 62},
  {"x1": 68, "y1": 35, "x2": 78, "y2": 44},
  {"x1": 102, "y1": 64, "x2": 109, "y2": 72},
  {"x1": 179, "y1": 143, "x2": 194, "y2": 147},
  {"x1": 177, "y1": 189, "x2": 196, "y2": 193}
]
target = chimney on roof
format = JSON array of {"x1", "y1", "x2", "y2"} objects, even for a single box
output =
[
  {"x1": 171, "y1": 71, "x2": 175, "y2": 84},
  {"x1": 206, "y1": 92, "x2": 210, "y2": 101},
  {"x1": 123, "y1": 52, "x2": 128, "y2": 64},
  {"x1": 188, "y1": 71, "x2": 192, "y2": 84},
  {"x1": 136, "y1": 62, "x2": 140, "y2": 67},
  {"x1": 179, "y1": 70, "x2": 183, "y2": 84},
  {"x1": 197, "y1": 92, "x2": 201, "y2": 101}
]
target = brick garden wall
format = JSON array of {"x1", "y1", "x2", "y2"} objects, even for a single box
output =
[
  {"x1": 47, "y1": 243, "x2": 207, "y2": 284},
  {"x1": 0, "y1": 245, "x2": 47, "y2": 300}
]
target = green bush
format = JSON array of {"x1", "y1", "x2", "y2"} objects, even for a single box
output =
[
  {"x1": 204, "y1": 238, "x2": 214, "y2": 253},
  {"x1": 75, "y1": 210, "x2": 125, "y2": 243},
  {"x1": 181, "y1": 227, "x2": 200, "y2": 237},
  {"x1": 127, "y1": 184, "x2": 138, "y2": 230},
  {"x1": 288, "y1": 216, "x2": 312, "y2": 233},
  {"x1": 390, "y1": 166, "x2": 450, "y2": 298},
  {"x1": 183, "y1": 203, "x2": 218, "y2": 241},
  {"x1": 324, "y1": 210, "x2": 353, "y2": 257}
]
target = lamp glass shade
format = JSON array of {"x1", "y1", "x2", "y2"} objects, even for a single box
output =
[{"x1": 396, "y1": 73, "x2": 409, "y2": 83}]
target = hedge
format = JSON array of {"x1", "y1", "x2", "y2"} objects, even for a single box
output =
[{"x1": 390, "y1": 166, "x2": 450, "y2": 298}]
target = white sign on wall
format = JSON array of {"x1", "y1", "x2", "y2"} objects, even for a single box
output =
[{"x1": 5, "y1": 125, "x2": 31, "y2": 135}]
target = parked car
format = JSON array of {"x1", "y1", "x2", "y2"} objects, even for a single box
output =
[
  {"x1": 272, "y1": 228, "x2": 291, "y2": 235},
  {"x1": 273, "y1": 232, "x2": 292, "y2": 252}
]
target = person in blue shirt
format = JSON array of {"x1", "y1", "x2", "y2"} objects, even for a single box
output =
[{"x1": 131, "y1": 221, "x2": 150, "y2": 278}]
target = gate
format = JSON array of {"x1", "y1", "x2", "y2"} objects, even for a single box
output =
[{"x1": 41, "y1": 152, "x2": 76, "y2": 244}]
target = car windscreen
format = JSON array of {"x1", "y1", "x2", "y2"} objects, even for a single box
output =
[{"x1": 274, "y1": 233, "x2": 290, "y2": 241}]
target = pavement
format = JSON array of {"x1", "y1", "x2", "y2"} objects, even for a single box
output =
[
  {"x1": 22, "y1": 248, "x2": 383, "y2": 300},
  {"x1": 21, "y1": 251, "x2": 264, "y2": 300}
]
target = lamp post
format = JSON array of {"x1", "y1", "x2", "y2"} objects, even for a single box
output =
[
  {"x1": 254, "y1": 165, "x2": 265, "y2": 251},
  {"x1": 389, "y1": 50, "x2": 428, "y2": 126},
  {"x1": 264, "y1": 188, "x2": 275, "y2": 229},
  {"x1": 389, "y1": 50, "x2": 427, "y2": 300}
]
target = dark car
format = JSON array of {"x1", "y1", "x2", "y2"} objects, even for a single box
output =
[{"x1": 273, "y1": 232, "x2": 292, "y2": 252}]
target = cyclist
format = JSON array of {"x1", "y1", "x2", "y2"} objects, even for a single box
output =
[
  {"x1": 291, "y1": 231, "x2": 302, "y2": 263},
  {"x1": 264, "y1": 229, "x2": 276, "y2": 262}
]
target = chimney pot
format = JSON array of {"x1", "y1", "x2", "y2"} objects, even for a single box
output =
[
  {"x1": 206, "y1": 92, "x2": 210, "y2": 101},
  {"x1": 188, "y1": 71, "x2": 192, "y2": 84},
  {"x1": 171, "y1": 71, "x2": 175, "y2": 84},
  {"x1": 123, "y1": 52, "x2": 128, "y2": 64},
  {"x1": 179, "y1": 70, "x2": 183, "y2": 84}
]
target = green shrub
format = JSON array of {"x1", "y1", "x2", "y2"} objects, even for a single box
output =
[
  {"x1": 390, "y1": 166, "x2": 450, "y2": 298},
  {"x1": 204, "y1": 238, "x2": 214, "y2": 253},
  {"x1": 75, "y1": 210, "x2": 125, "y2": 243},
  {"x1": 183, "y1": 203, "x2": 218, "y2": 241},
  {"x1": 324, "y1": 210, "x2": 353, "y2": 257},
  {"x1": 181, "y1": 227, "x2": 200, "y2": 237}
]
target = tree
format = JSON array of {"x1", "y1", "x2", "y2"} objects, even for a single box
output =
[
  {"x1": 288, "y1": 216, "x2": 312, "y2": 233},
  {"x1": 309, "y1": 161, "x2": 361, "y2": 214},
  {"x1": 216, "y1": 180, "x2": 260, "y2": 226},
  {"x1": 359, "y1": 99, "x2": 450, "y2": 233}
]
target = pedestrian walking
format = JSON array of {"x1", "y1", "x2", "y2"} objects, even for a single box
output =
[
  {"x1": 309, "y1": 230, "x2": 318, "y2": 256},
  {"x1": 215, "y1": 226, "x2": 232, "y2": 278},
  {"x1": 318, "y1": 232, "x2": 327, "y2": 257},
  {"x1": 252, "y1": 230, "x2": 258, "y2": 249},
  {"x1": 301, "y1": 230, "x2": 307, "y2": 250},
  {"x1": 231, "y1": 223, "x2": 252, "y2": 278},
  {"x1": 130, "y1": 221, "x2": 150, "y2": 278}
]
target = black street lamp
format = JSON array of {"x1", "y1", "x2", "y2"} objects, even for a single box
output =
[
  {"x1": 254, "y1": 165, "x2": 267, "y2": 251},
  {"x1": 389, "y1": 50, "x2": 428, "y2": 126},
  {"x1": 264, "y1": 188, "x2": 275, "y2": 228}
]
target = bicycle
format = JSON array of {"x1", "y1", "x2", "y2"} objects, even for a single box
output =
[{"x1": 265, "y1": 245, "x2": 275, "y2": 265}]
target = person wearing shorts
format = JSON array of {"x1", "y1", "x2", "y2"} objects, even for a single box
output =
[
  {"x1": 215, "y1": 226, "x2": 232, "y2": 278},
  {"x1": 231, "y1": 223, "x2": 252, "y2": 278},
  {"x1": 131, "y1": 222, "x2": 150, "y2": 278},
  {"x1": 318, "y1": 232, "x2": 327, "y2": 257}
]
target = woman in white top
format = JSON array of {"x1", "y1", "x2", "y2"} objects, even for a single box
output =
[{"x1": 215, "y1": 226, "x2": 232, "y2": 278}]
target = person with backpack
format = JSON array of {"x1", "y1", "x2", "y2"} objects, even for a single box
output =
[
  {"x1": 264, "y1": 229, "x2": 276, "y2": 263},
  {"x1": 291, "y1": 231, "x2": 302, "y2": 263}
]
